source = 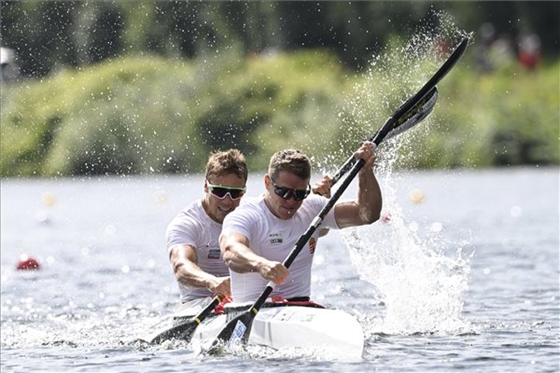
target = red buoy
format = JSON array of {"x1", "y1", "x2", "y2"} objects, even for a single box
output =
[{"x1": 16, "y1": 254, "x2": 41, "y2": 270}]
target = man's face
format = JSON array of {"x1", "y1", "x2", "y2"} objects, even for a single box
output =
[
  {"x1": 203, "y1": 173, "x2": 246, "y2": 223},
  {"x1": 265, "y1": 171, "x2": 310, "y2": 220}
]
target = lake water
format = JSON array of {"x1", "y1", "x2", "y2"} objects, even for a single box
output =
[{"x1": 1, "y1": 167, "x2": 558, "y2": 372}]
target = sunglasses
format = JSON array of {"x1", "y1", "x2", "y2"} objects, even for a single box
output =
[
  {"x1": 270, "y1": 178, "x2": 311, "y2": 201},
  {"x1": 207, "y1": 182, "x2": 246, "y2": 200}
]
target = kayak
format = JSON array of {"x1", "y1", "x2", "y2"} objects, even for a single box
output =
[{"x1": 168, "y1": 299, "x2": 365, "y2": 359}]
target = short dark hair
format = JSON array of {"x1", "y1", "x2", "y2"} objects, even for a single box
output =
[
  {"x1": 205, "y1": 149, "x2": 248, "y2": 182},
  {"x1": 268, "y1": 149, "x2": 311, "y2": 181}
]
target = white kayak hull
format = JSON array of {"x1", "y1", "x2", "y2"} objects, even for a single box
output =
[{"x1": 189, "y1": 305, "x2": 364, "y2": 359}]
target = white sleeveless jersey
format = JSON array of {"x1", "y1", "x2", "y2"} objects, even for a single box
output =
[
  {"x1": 221, "y1": 194, "x2": 339, "y2": 303},
  {"x1": 166, "y1": 200, "x2": 229, "y2": 302}
]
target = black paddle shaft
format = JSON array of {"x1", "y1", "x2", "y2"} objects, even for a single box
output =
[
  {"x1": 208, "y1": 37, "x2": 470, "y2": 350},
  {"x1": 242, "y1": 37, "x2": 469, "y2": 333}
]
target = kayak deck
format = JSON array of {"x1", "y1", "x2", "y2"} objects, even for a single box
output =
[{"x1": 190, "y1": 303, "x2": 364, "y2": 359}]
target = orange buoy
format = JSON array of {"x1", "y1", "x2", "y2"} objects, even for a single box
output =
[
  {"x1": 409, "y1": 188, "x2": 426, "y2": 204},
  {"x1": 41, "y1": 192, "x2": 57, "y2": 207},
  {"x1": 16, "y1": 254, "x2": 41, "y2": 270}
]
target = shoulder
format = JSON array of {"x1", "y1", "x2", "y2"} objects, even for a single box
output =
[
  {"x1": 239, "y1": 195, "x2": 259, "y2": 206},
  {"x1": 307, "y1": 193, "x2": 328, "y2": 204},
  {"x1": 234, "y1": 196, "x2": 265, "y2": 215},
  {"x1": 167, "y1": 200, "x2": 209, "y2": 230},
  {"x1": 303, "y1": 193, "x2": 328, "y2": 210},
  {"x1": 223, "y1": 196, "x2": 265, "y2": 226}
]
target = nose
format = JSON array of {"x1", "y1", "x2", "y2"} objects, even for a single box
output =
[
  {"x1": 284, "y1": 194, "x2": 301, "y2": 204},
  {"x1": 223, "y1": 192, "x2": 241, "y2": 205}
]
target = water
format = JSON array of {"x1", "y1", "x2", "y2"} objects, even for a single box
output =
[{"x1": 1, "y1": 167, "x2": 559, "y2": 372}]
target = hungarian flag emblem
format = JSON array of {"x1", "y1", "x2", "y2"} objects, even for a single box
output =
[{"x1": 309, "y1": 237, "x2": 316, "y2": 254}]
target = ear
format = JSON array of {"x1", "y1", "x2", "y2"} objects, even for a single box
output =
[
  {"x1": 203, "y1": 179, "x2": 209, "y2": 194},
  {"x1": 264, "y1": 174, "x2": 271, "y2": 188}
]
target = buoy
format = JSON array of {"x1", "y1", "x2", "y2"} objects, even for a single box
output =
[
  {"x1": 409, "y1": 188, "x2": 426, "y2": 204},
  {"x1": 35, "y1": 210, "x2": 51, "y2": 224},
  {"x1": 154, "y1": 190, "x2": 168, "y2": 205},
  {"x1": 16, "y1": 254, "x2": 41, "y2": 270},
  {"x1": 41, "y1": 192, "x2": 57, "y2": 207}
]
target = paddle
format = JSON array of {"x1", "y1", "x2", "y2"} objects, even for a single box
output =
[
  {"x1": 148, "y1": 294, "x2": 222, "y2": 344},
  {"x1": 206, "y1": 37, "x2": 469, "y2": 355}
]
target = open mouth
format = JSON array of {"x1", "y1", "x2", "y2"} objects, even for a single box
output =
[{"x1": 218, "y1": 205, "x2": 232, "y2": 213}]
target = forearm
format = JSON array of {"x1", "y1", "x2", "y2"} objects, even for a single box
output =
[
  {"x1": 357, "y1": 168, "x2": 382, "y2": 223},
  {"x1": 174, "y1": 260, "x2": 223, "y2": 290},
  {"x1": 222, "y1": 241, "x2": 265, "y2": 274},
  {"x1": 169, "y1": 245, "x2": 223, "y2": 291}
]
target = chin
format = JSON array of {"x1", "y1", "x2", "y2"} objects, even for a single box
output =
[{"x1": 280, "y1": 210, "x2": 294, "y2": 219}]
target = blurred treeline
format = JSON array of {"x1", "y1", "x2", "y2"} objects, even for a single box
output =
[
  {"x1": 1, "y1": 1, "x2": 558, "y2": 177},
  {"x1": 1, "y1": 1, "x2": 558, "y2": 77}
]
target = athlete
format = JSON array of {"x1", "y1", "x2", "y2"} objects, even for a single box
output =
[
  {"x1": 220, "y1": 142, "x2": 381, "y2": 303},
  {"x1": 166, "y1": 149, "x2": 248, "y2": 309}
]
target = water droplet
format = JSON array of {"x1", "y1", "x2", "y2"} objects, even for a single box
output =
[{"x1": 510, "y1": 205, "x2": 522, "y2": 217}]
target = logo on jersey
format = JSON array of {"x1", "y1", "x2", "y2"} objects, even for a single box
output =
[
  {"x1": 269, "y1": 232, "x2": 283, "y2": 245},
  {"x1": 208, "y1": 248, "x2": 221, "y2": 259},
  {"x1": 309, "y1": 237, "x2": 316, "y2": 254},
  {"x1": 204, "y1": 240, "x2": 220, "y2": 259}
]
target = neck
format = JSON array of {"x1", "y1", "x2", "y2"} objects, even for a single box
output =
[
  {"x1": 201, "y1": 197, "x2": 220, "y2": 224},
  {"x1": 263, "y1": 194, "x2": 280, "y2": 219}
]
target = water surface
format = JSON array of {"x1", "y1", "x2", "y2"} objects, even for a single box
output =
[{"x1": 1, "y1": 167, "x2": 558, "y2": 372}]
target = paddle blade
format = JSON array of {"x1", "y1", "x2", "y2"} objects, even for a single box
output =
[
  {"x1": 149, "y1": 295, "x2": 223, "y2": 345},
  {"x1": 206, "y1": 311, "x2": 255, "y2": 355},
  {"x1": 149, "y1": 320, "x2": 199, "y2": 344},
  {"x1": 383, "y1": 86, "x2": 438, "y2": 142}
]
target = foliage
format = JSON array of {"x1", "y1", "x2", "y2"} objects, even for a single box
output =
[
  {"x1": 1, "y1": 45, "x2": 558, "y2": 177},
  {"x1": 397, "y1": 57, "x2": 560, "y2": 169},
  {"x1": 1, "y1": 50, "x2": 350, "y2": 176}
]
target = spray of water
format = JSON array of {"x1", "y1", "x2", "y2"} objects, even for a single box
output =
[
  {"x1": 338, "y1": 14, "x2": 474, "y2": 337},
  {"x1": 342, "y1": 205, "x2": 472, "y2": 336}
]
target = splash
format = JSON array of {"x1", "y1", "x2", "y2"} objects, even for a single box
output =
[
  {"x1": 339, "y1": 13, "x2": 474, "y2": 336},
  {"x1": 341, "y1": 209, "x2": 472, "y2": 336}
]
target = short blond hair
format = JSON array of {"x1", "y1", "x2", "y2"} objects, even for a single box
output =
[
  {"x1": 268, "y1": 149, "x2": 311, "y2": 181},
  {"x1": 205, "y1": 149, "x2": 248, "y2": 182}
]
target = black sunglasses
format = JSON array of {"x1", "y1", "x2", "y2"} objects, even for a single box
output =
[
  {"x1": 207, "y1": 182, "x2": 246, "y2": 200},
  {"x1": 270, "y1": 178, "x2": 311, "y2": 201}
]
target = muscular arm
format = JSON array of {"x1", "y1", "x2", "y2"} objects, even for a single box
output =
[
  {"x1": 312, "y1": 175, "x2": 333, "y2": 237},
  {"x1": 220, "y1": 231, "x2": 288, "y2": 285},
  {"x1": 169, "y1": 244, "x2": 231, "y2": 297},
  {"x1": 334, "y1": 142, "x2": 382, "y2": 228}
]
